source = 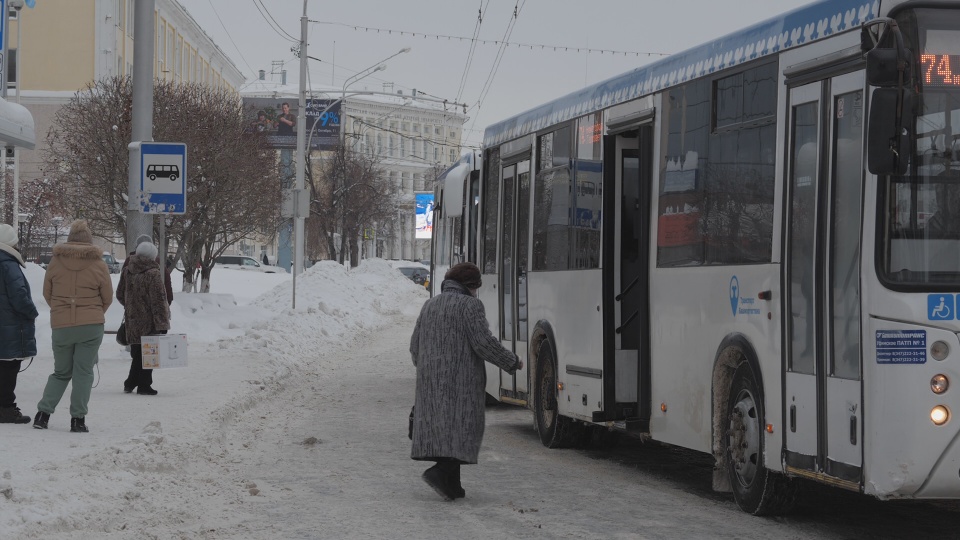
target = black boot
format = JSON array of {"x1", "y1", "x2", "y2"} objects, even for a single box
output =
[
  {"x1": 70, "y1": 417, "x2": 88, "y2": 433},
  {"x1": 33, "y1": 411, "x2": 49, "y2": 429},
  {"x1": 0, "y1": 406, "x2": 30, "y2": 424},
  {"x1": 422, "y1": 463, "x2": 457, "y2": 501},
  {"x1": 137, "y1": 386, "x2": 158, "y2": 395},
  {"x1": 439, "y1": 461, "x2": 465, "y2": 499}
]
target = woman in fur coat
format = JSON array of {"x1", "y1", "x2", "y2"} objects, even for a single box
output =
[
  {"x1": 409, "y1": 262, "x2": 522, "y2": 501},
  {"x1": 117, "y1": 241, "x2": 170, "y2": 395},
  {"x1": 35, "y1": 219, "x2": 112, "y2": 433}
]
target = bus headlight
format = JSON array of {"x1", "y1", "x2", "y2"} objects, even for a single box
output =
[
  {"x1": 932, "y1": 374, "x2": 949, "y2": 394},
  {"x1": 931, "y1": 340, "x2": 950, "y2": 361},
  {"x1": 931, "y1": 406, "x2": 950, "y2": 426}
]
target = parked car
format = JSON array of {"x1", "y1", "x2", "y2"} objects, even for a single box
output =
[
  {"x1": 102, "y1": 253, "x2": 121, "y2": 274},
  {"x1": 36, "y1": 254, "x2": 52, "y2": 268},
  {"x1": 214, "y1": 255, "x2": 287, "y2": 274},
  {"x1": 396, "y1": 266, "x2": 429, "y2": 286}
]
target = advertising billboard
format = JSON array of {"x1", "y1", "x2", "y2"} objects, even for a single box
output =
[
  {"x1": 242, "y1": 97, "x2": 341, "y2": 150},
  {"x1": 415, "y1": 192, "x2": 434, "y2": 239}
]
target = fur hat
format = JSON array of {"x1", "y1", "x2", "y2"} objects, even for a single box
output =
[
  {"x1": 0, "y1": 223, "x2": 17, "y2": 248},
  {"x1": 136, "y1": 241, "x2": 158, "y2": 260},
  {"x1": 444, "y1": 262, "x2": 482, "y2": 289},
  {"x1": 66, "y1": 219, "x2": 92, "y2": 244}
]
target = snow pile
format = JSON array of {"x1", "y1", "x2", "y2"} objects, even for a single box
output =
[{"x1": 0, "y1": 258, "x2": 427, "y2": 538}]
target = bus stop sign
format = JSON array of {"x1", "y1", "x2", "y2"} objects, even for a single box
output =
[{"x1": 137, "y1": 142, "x2": 187, "y2": 214}]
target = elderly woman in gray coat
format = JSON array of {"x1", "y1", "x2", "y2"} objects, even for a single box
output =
[{"x1": 410, "y1": 262, "x2": 522, "y2": 501}]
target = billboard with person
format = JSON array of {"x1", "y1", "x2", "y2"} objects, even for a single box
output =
[
  {"x1": 242, "y1": 97, "x2": 341, "y2": 150},
  {"x1": 415, "y1": 192, "x2": 434, "y2": 239}
]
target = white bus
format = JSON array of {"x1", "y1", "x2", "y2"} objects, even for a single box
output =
[{"x1": 431, "y1": 0, "x2": 960, "y2": 515}]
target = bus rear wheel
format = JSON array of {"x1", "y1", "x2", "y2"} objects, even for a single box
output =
[
  {"x1": 533, "y1": 338, "x2": 581, "y2": 448},
  {"x1": 725, "y1": 362, "x2": 797, "y2": 515}
]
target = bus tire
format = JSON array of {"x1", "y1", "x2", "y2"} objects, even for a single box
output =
[
  {"x1": 725, "y1": 361, "x2": 797, "y2": 515},
  {"x1": 533, "y1": 338, "x2": 581, "y2": 448}
]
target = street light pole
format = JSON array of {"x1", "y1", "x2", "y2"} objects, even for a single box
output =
[{"x1": 293, "y1": 0, "x2": 308, "y2": 302}]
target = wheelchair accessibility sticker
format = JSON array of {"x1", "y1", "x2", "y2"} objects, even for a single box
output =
[{"x1": 928, "y1": 294, "x2": 957, "y2": 321}]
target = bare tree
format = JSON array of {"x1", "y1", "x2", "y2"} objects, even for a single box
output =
[
  {"x1": 307, "y1": 145, "x2": 397, "y2": 267},
  {"x1": 45, "y1": 77, "x2": 281, "y2": 292}
]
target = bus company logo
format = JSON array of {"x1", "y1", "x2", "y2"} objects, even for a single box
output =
[
  {"x1": 729, "y1": 276, "x2": 739, "y2": 315},
  {"x1": 729, "y1": 275, "x2": 760, "y2": 317},
  {"x1": 928, "y1": 294, "x2": 957, "y2": 321}
]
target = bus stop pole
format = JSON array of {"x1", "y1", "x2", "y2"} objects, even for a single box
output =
[{"x1": 127, "y1": 0, "x2": 155, "y2": 254}]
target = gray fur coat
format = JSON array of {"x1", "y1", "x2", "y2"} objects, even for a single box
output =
[{"x1": 409, "y1": 279, "x2": 519, "y2": 464}]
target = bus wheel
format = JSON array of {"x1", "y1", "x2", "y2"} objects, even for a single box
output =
[
  {"x1": 534, "y1": 338, "x2": 581, "y2": 448},
  {"x1": 725, "y1": 362, "x2": 797, "y2": 515}
]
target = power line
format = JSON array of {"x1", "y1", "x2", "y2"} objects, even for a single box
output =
[
  {"x1": 207, "y1": 0, "x2": 256, "y2": 78},
  {"x1": 455, "y1": 0, "x2": 489, "y2": 104},
  {"x1": 251, "y1": 0, "x2": 298, "y2": 44},
  {"x1": 308, "y1": 19, "x2": 670, "y2": 58}
]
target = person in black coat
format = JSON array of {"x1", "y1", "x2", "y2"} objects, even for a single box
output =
[{"x1": 0, "y1": 223, "x2": 38, "y2": 424}]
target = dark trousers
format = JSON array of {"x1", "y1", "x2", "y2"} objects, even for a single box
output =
[
  {"x1": 0, "y1": 359, "x2": 23, "y2": 408},
  {"x1": 124, "y1": 345, "x2": 153, "y2": 390}
]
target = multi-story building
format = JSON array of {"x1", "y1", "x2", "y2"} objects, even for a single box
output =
[
  {"x1": 241, "y1": 77, "x2": 467, "y2": 262},
  {"x1": 9, "y1": 0, "x2": 242, "y2": 251}
]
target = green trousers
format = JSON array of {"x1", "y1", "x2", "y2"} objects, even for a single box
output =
[{"x1": 37, "y1": 324, "x2": 104, "y2": 419}]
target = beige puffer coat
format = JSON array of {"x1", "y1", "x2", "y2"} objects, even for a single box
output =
[{"x1": 43, "y1": 242, "x2": 113, "y2": 329}]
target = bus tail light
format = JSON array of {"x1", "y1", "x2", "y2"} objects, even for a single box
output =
[
  {"x1": 932, "y1": 374, "x2": 949, "y2": 395},
  {"x1": 931, "y1": 406, "x2": 950, "y2": 426}
]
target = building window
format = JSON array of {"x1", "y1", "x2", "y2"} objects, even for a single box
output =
[
  {"x1": 413, "y1": 123, "x2": 419, "y2": 133},
  {"x1": 434, "y1": 147, "x2": 440, "y2": 161},
  {"x1": 450, "y1": 149, "x2": 457, "y2": 163},
  {"x1": 450, "y1": 130, "x2": 457, "y2": 139},
  {"x1": 6, "y1": 49, "x2": 16, "y2": 85},
  {"x1": 435, "y1": 126, "x2": 442, "y2": 136},
  {"x1": 377, "y1": 134, "x2": 383, "y2": 155},
  {"x1": 402, "y1": 122, "x2": 410, "y2": 132},
  {"x1": 400, "y1": 137, "x2": 406, "y2": 157}
]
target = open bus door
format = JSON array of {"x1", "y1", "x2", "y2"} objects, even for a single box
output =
[
  {"x1": 601, "y1": 117, "x2": 653, "y2": 430},
  {"x1": 783, "y1": 71, "x2": 864, "y2": 487},
  {"x1": 498, "y1": 156, "x2": 531, "y2": 404}
]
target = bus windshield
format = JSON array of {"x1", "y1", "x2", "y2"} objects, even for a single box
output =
[{"x1": 881, "y1": 8, "x2": 960, "y2": 288}]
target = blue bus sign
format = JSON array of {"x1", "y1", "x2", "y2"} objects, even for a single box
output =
[{"x1": 138, "y1": 142, "x2": 186, "y2": 214}]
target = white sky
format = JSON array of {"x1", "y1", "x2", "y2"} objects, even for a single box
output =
[{"x1": 182, "y1": 0, "x2": 814, "y2": 149}]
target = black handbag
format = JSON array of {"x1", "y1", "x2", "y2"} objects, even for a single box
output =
[
  {"x1": 116, "y1": 318, "x2": 129, "y2": 346},
  {"x1": 408, "y1": 406, "x2": 414, "y2": 440}
]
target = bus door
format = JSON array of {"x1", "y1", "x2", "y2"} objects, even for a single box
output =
[
  {"x1": 603, "y1": 124, "x2": 653, "y2": 428},
  {"x1": 499, "y1": 157, "x2": 531, "y2": 402},
  {"x1": 784, "y1": 71, "x2": 864, "y2": 485}
]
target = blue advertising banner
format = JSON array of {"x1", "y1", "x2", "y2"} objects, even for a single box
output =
[{"x1": 415, "y1": 193, "x2": 434, "y2": 239}]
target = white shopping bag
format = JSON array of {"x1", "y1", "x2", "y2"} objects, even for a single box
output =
[{"x1": 141, "y1": 334, "x2": 188, "y2": 369}]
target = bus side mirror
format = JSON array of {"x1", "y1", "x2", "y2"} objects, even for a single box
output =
[{"x1": 868, "y1": 88, "x2": 915, "y2": 176}]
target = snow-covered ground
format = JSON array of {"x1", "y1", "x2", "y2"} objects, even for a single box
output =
[{"x1": 0, "y1": 258, "x2": 428, "y2": 538}]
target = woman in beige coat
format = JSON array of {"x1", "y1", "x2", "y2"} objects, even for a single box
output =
[{"x1": 34, "y1": 219, "x2": 112, "y2": 433}]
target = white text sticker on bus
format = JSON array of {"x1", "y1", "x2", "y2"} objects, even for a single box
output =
[{"x1": 876, "y1": 330, "x2": 927, "y2": 364}]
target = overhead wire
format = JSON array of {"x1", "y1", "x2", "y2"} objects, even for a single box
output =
[
  {"x1": 207, "y1": 0, "x2": 257, "y2": 78},
  {"x1": 308, "y1": 19, "x2": 669, "y2": 57},
  {"x1": 455, "y1": 0, "x2": 489, "y2": 104},
  {"x1": 251, "y1": 0, "x2": 298, "y2": 44}
]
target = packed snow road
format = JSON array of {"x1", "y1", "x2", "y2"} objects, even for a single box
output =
[{"x1": 10, "y1": 310, "x2": 960, "y2": 539}]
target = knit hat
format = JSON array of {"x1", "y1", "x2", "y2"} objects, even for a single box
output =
[
  {"x1": 444, "y1": 262, "x2": 482, "y2": 289},
  {"x1": 135, "y1": 234, "x2": 152, "y2": 245},
  {"x1": 0, "y1": 223, "x2": 17, "y2": 248},
  {"x1": 66, "y1": 219, "x2": 92, "y2": 244},
  {"x1": 136, "y1": 241, "x2": 158, "y2": 260}
]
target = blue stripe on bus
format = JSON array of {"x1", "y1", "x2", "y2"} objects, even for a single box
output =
[{"x1": 483, "y1": 0, "x2": 879, "y2": 147}]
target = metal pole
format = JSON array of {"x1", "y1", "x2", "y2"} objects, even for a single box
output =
[
  {"x1": 12, "y1": 1, "x2": 21, "y2": 228},
  {"x1": 127, "y1": 0, "x2": 155, "y2": 252},
  {"x1": 292, "y1": 0, "x2": 308, "y2": 305}
]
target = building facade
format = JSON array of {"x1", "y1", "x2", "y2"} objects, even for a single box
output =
[
  {"x1": 8, "y1": 0, "x2": 243, "y2": 253},
  {"x1": 241, "y1": 79, "x2": 467, "y2": 263}
]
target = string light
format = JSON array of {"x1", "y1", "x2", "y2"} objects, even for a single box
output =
[{"x1": 308, "y1": 20, "x2": 670, "y2": 58}]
